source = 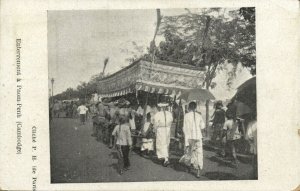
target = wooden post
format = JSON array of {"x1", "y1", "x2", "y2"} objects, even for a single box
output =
[
  {"x1": 177, "y1": 99, "x2": 183, "y2": 151},
  {"x1": 156, "y1": 94, "x2": 160, "y2": 105},
  {"x1": 143, "y1": 92, "x2": 149, "y2": 124},
  {"x1": 176, "y1": 99, "x2": 182, "y2": 136}
]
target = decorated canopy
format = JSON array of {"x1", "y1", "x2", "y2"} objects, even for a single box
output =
[{"x1": 97, "y1": 59, "x2": 206, "y2": 98}]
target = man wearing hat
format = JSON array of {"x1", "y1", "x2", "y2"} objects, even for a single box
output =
[{"x1": 153, "y1": 102, "x2": 173, "y2": 166}]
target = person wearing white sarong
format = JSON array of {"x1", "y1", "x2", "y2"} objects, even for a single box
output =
[
  {"x1": 153, "y1": 103, "x2": 173, "y2": 166},
  {"x1": 180, "y1": 101, "x2": 205, "y2": 178}
]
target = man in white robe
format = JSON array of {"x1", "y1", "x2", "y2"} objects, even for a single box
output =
[
  {"x1": 181, "y1": 101, "x2": 205, "y2": 178},
  {"x1": 153, "y1": 103, "x2": 173, "y2": 166}
]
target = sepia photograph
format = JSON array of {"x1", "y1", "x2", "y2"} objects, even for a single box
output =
[{"x1": 48, "y1": 8, "x2": 257, "y2": 183}]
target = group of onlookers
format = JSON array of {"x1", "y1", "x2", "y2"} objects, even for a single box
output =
[
  {"x1": 210, "y1": 100, "x2": 257, "y2": 178},
  {"x1": 50, "y1": 100, "x2": 80, "y2": 119}
]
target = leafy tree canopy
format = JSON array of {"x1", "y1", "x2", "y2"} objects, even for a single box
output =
[{"x1": 154, "y1": 7, "x2": 255, "y2": 89}]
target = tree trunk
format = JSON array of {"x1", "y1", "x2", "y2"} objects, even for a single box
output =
[{"x1": 205, "y1": 81, "x2": 210, "y2": 138}]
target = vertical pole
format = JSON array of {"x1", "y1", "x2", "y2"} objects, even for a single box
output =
[
  {"x1": 205, "y1": 80, "x2": 210, "y2": 138},
  {"x1": 177, "y1": 99, "x2": 183, "y2": 151},
  {"x1": 175, "y1": 98, "x2": 181, "y2": 138},
  {"x1": 156, "y1": 94, "x2": 160, "y2": 105},
  {"x1": 143, "y1": 92, "x2": 149, "y2": 124}
]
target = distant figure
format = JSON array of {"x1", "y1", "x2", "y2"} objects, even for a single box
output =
[
  {"x1": 211, "y1": 101, "x2": 225, "y2": 142},
  {"x1": 180, "y1": 101, "x2": 205, "y2": 178},
  {"x1": 77, "y1": 103, "x2": 88, "y2": 125},
  {"x1": 49, "y1": 102, "x2": 53, "y2": 122},
  {"x1": 112, "y1": 115, "x2": 132, "y2": 175},
  {"x1": 153, "y1": 102, "x2": 173, "y2": 167},
  {"x1": 91, "y1": 103, "x2": 99, "y2": 137},
  {"x1": 72, "y1": 102, "x2": 78, "y2": 118},
  {"x1": 62, "y1": 101, "x2": 67, "y2": 116},
  {"x1": 53, "y1": 100, "x2": 60, "y2": 118},
  {"x1": 222, "y1": 108, "x2": 245, "y2": 165}
]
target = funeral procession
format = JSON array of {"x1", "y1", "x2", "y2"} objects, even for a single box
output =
[{"x1": 48, "y1": 8, "x2": 257, "y2": 183}]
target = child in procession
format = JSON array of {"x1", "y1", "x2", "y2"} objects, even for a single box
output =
[{"x1": 112, "y1": 115, "x2": 132, "y2": 174}]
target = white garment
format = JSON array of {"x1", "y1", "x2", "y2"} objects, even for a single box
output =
[
  {"x1": 223, "y1": 119, "x2": 241, "y2": 140},
  {"x1": 145, "y1": 105, "x2": 152, "y2": 115},
  {"x1": 136, "y1": 106, "x2": 144, "y2": 116},
  {"x1": 153, "y1": 110, "x2": 173, "y2": 159},
  {"x1": 246, "y1": 120, "x2": 257, "y2": 154},
  {"x1": 112, "y1": 124, "x2": 132, "y2": 146},
  {"x1": 183, "y1": 111, "x2": 205, "y2": 146},
  {"x1": 150, "y1": 106, "x2": 158, "y2": 124},
  {"x1": 119, "y1": 108, "x2": 127, "y2": 116},
  {"x1": 129, "y1": 118, "x2": 136, "y2": 130},
  {"x1": 77, "y1": 105, "x2": 88, "y2": 115}
]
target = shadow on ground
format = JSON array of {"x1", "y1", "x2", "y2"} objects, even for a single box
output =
[{"x1": 203, "y1": 171, "x2": 238, "y2": 180}]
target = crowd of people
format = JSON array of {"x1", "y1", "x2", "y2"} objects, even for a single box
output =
[
  {"x1": 90, "y1": 100, "x2": 204, "y2": 176},
  {"x1": 50, "y1": 98, "x2": 257, "y2": 179},
  {"x1": 50, "y1": 100, "x2": 80, "y2": 120},
  {"x1": 210, "y1": 100, "x2": 257, "y2": 178}
]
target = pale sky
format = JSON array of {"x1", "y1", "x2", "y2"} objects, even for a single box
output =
[{"x1": 48, "y1": 9, "x2": 252, "y2": 100}]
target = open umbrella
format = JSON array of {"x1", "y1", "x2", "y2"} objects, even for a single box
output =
[
  {"x1": 178, "y1": 88, "x2": 215, "y2": 102},
  {"x1": 232, "y1": 76, "x2": 256, "y2": 113}
]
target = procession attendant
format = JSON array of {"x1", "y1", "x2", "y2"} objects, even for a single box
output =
[
  {"x1": 49, "y1": 102, "x2": 53, "y2": 122},
  {"x1": 136, "y1": 105, "x2": 144, "y2": 116},
  {"x1": 95, "y1": 102, "x2": 107, "y2": 142},
  {"x1": 53, "y1": 100, "x2": 60, "y2": 118},
  {"x1": 72, "y1": 102, "x2": 78, "y2": 118},
  {"x1": 110, "y1": 106, "x2": 120, "y2": 120},
  {"x1": 128, "y1": 111, "x2": 136, "y2": 130},
  {"x1": 180, "y1": 101, "x2": 205, "y2": 178},
  {"x1": 211, "y1": 101, "x2": 225, "y2": 142},
  {"x1": 129, "y1": 110, "x2": 142, "y2": 151},
  {"x1": 149, "y1": 105, "x2": 158, "y2": 124},
  {"x1": 153, "y1": 102, "x2": 173, "y2": 167},
  {"x1": 110, "y1": 110, "x2": 121, "y2": 147},
  {"x1": 90, "y1": 103, "x2": 99, "y2": 137},
  {"x1": 77, "y1": 102, "x2": 88, "y2": 125},
  {"x1": 112, "y1": 115, "x2": 132, "y2": 174},
  {"x1": 62, "y1": 101, "x2": 67, "y2": 115},
  {"x1": 119, "y1": 107, "x2": 127, "y2": 116},
  {"x1": 141, "y1": 113, "x2": 154, "y2": 156},
  {"x1": 222, "y1": 108, "x2": 244, "y2": 165},
  {"x1": 90, "y1": 103, "x2": 98, "y2": 116}
]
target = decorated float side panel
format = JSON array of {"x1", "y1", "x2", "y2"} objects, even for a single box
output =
[{"x1": 97, "y1": 60, "x2": 205, "y2": 97}]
